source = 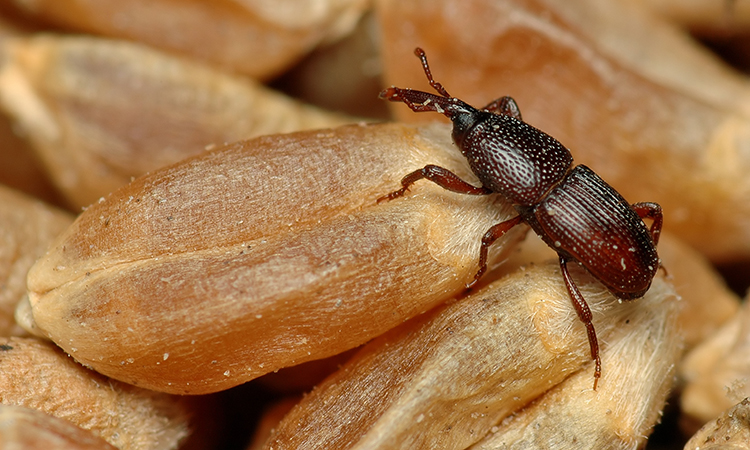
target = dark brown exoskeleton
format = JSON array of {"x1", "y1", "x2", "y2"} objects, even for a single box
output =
[{"x1": 377, "y1": 48, "x2": 663, "y2": 390}]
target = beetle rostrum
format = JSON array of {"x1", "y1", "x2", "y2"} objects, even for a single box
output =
[{"x1": 377, "y1": 47, "x2": 663, "y2": 390}]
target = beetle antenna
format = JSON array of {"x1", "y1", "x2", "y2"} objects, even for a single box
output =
[
  {"x1": 415, "y1": 48, "x2": 451, "y2": 98},
  {"x1": 379, "y1": 47, "x2": 475, "y2": 118}
]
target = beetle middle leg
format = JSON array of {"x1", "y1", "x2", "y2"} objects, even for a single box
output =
[
  {"x1": 559, "y1": 255, "x2": 602, "y2": 391},
  {"x1": 466, "y1": 215, "x2": 524, "y2": 289},
  {"x1": 377, "y1": 164, "x2": 491, "y2": 203}
]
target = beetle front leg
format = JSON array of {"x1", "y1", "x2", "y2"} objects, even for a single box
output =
[
  {"x1": 631, "y1": 202, "x2": 663, "y2": 246},
  {"x1": 377, "y1": 164, "x2": 491, "y2": 203},
  {"x1": 559, "y1": 255, "x2": 601, "y2": 391},
  {"x1": 466, "y1": 215, "x2": 524, "y2": 289},
  {"x1": 481, "y1": 96, "x2": 522, "y2": 121}
]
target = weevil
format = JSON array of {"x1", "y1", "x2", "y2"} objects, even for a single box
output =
[{"x1": 377, "y1": 48, "x2": 663, "y2": 390}]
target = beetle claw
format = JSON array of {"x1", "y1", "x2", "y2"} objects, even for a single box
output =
[{"x1": 376, "y1": 187, "x2": 408, "y2": 204}]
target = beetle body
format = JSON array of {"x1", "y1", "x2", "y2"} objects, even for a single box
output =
[
  {"x1": 378, "y1": 48, "x2": 663, "y2": 389},
  {"x1": 518, "y1": 165, "x2": 659, "y2": 299}
]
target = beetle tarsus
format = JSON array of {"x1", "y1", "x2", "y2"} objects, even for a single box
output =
[
  {"x1": 465, "y1": 269, "x2": 485, "y2": 290},
  {"x1": 376, "y1": 188, "x2": 408, "y2": 204}
]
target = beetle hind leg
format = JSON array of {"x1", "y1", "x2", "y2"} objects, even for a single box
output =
[
  {"x1": 559, "y1": 255, "x2": 602, "y2": 390},
  {"x1": 631, "y1": 202, "x2": 663, "y2": 246}
]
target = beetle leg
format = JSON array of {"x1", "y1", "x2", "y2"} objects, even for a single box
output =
[
  {"x1": 559, "y1": 255, "x2": 601, "y2": 390},
  {"x1": 631, "y1": 202, "x2": 663, "y2": 246},
  {"x1": 377, "y1": 164, "x2": 491, "y2": 203},
  {"x1": 466, "y1": 215, "x2": 524, "y2": 289},
  {"x1": 481, "y1": 96, "x2": 522, "y2": 121}
]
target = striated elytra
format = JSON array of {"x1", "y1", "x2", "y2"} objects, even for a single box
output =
[{"x1": 378, "y1": 47, "x2": 663, "y2": 389}]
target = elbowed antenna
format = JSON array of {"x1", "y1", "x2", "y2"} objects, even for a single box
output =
[
  {"x1": 379, "y1": 48, "x2": 476, "y2": 119},
  {"x1": 414, "y1": 47, "x2": 451, "y2": 98}
]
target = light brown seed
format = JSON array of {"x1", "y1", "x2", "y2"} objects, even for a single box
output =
[
  {"x1": 0, "y1": 185, "x2": 72, "y2": 336},
  {"x1": 261, "y1": 262, "x2": 679, "y2": 450},
  {"x1": 0, "y1": 35, "x2": 354, "y2": 208},
  {"x1": 26, "y1": 123, "x2": 521, "y2": 394},
  {"x1": 0, "y1": 404, "x2": 118, "y2": 450},
  {"x1": 7, "y1": 0, "x2": 370, "y2": 79},
  {"x1": 0, "y1": 337, "x2": 197, "y2": 450}
]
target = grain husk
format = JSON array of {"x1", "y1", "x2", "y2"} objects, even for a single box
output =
[
  {"x1": 468, "y1": 276, "x2": 680, "y2": 449},
  {"x1": 0, "y1": 336, "x2": 197, "y2": 450},
  {"x1": 681, "y1": 296, "x2": 750, "y2": 428},
  {"x1": 261, "y1": 263, "x2": 679, "y2": 449},
  {"x1": 0, "y1": 34, "x2": 354, "y2": 209},
  {"x1": 0, "y1": 185, "x2": 72, "y2": 336},
  {"x1": 639, "y1": 0, "x2": 750, "y2": 34},
  {"x1": 0, "y1": 404, "x2": 118, "y2": 450},
  {"x1": 25, "y1": 122, "x2": 521, "y2": 394},
  {"x1": 684, "y1": 398, "x2": 750, "y2": 450},
  {"x1": 7, "y1": 0, "x2": 370, "y2": 79}
]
